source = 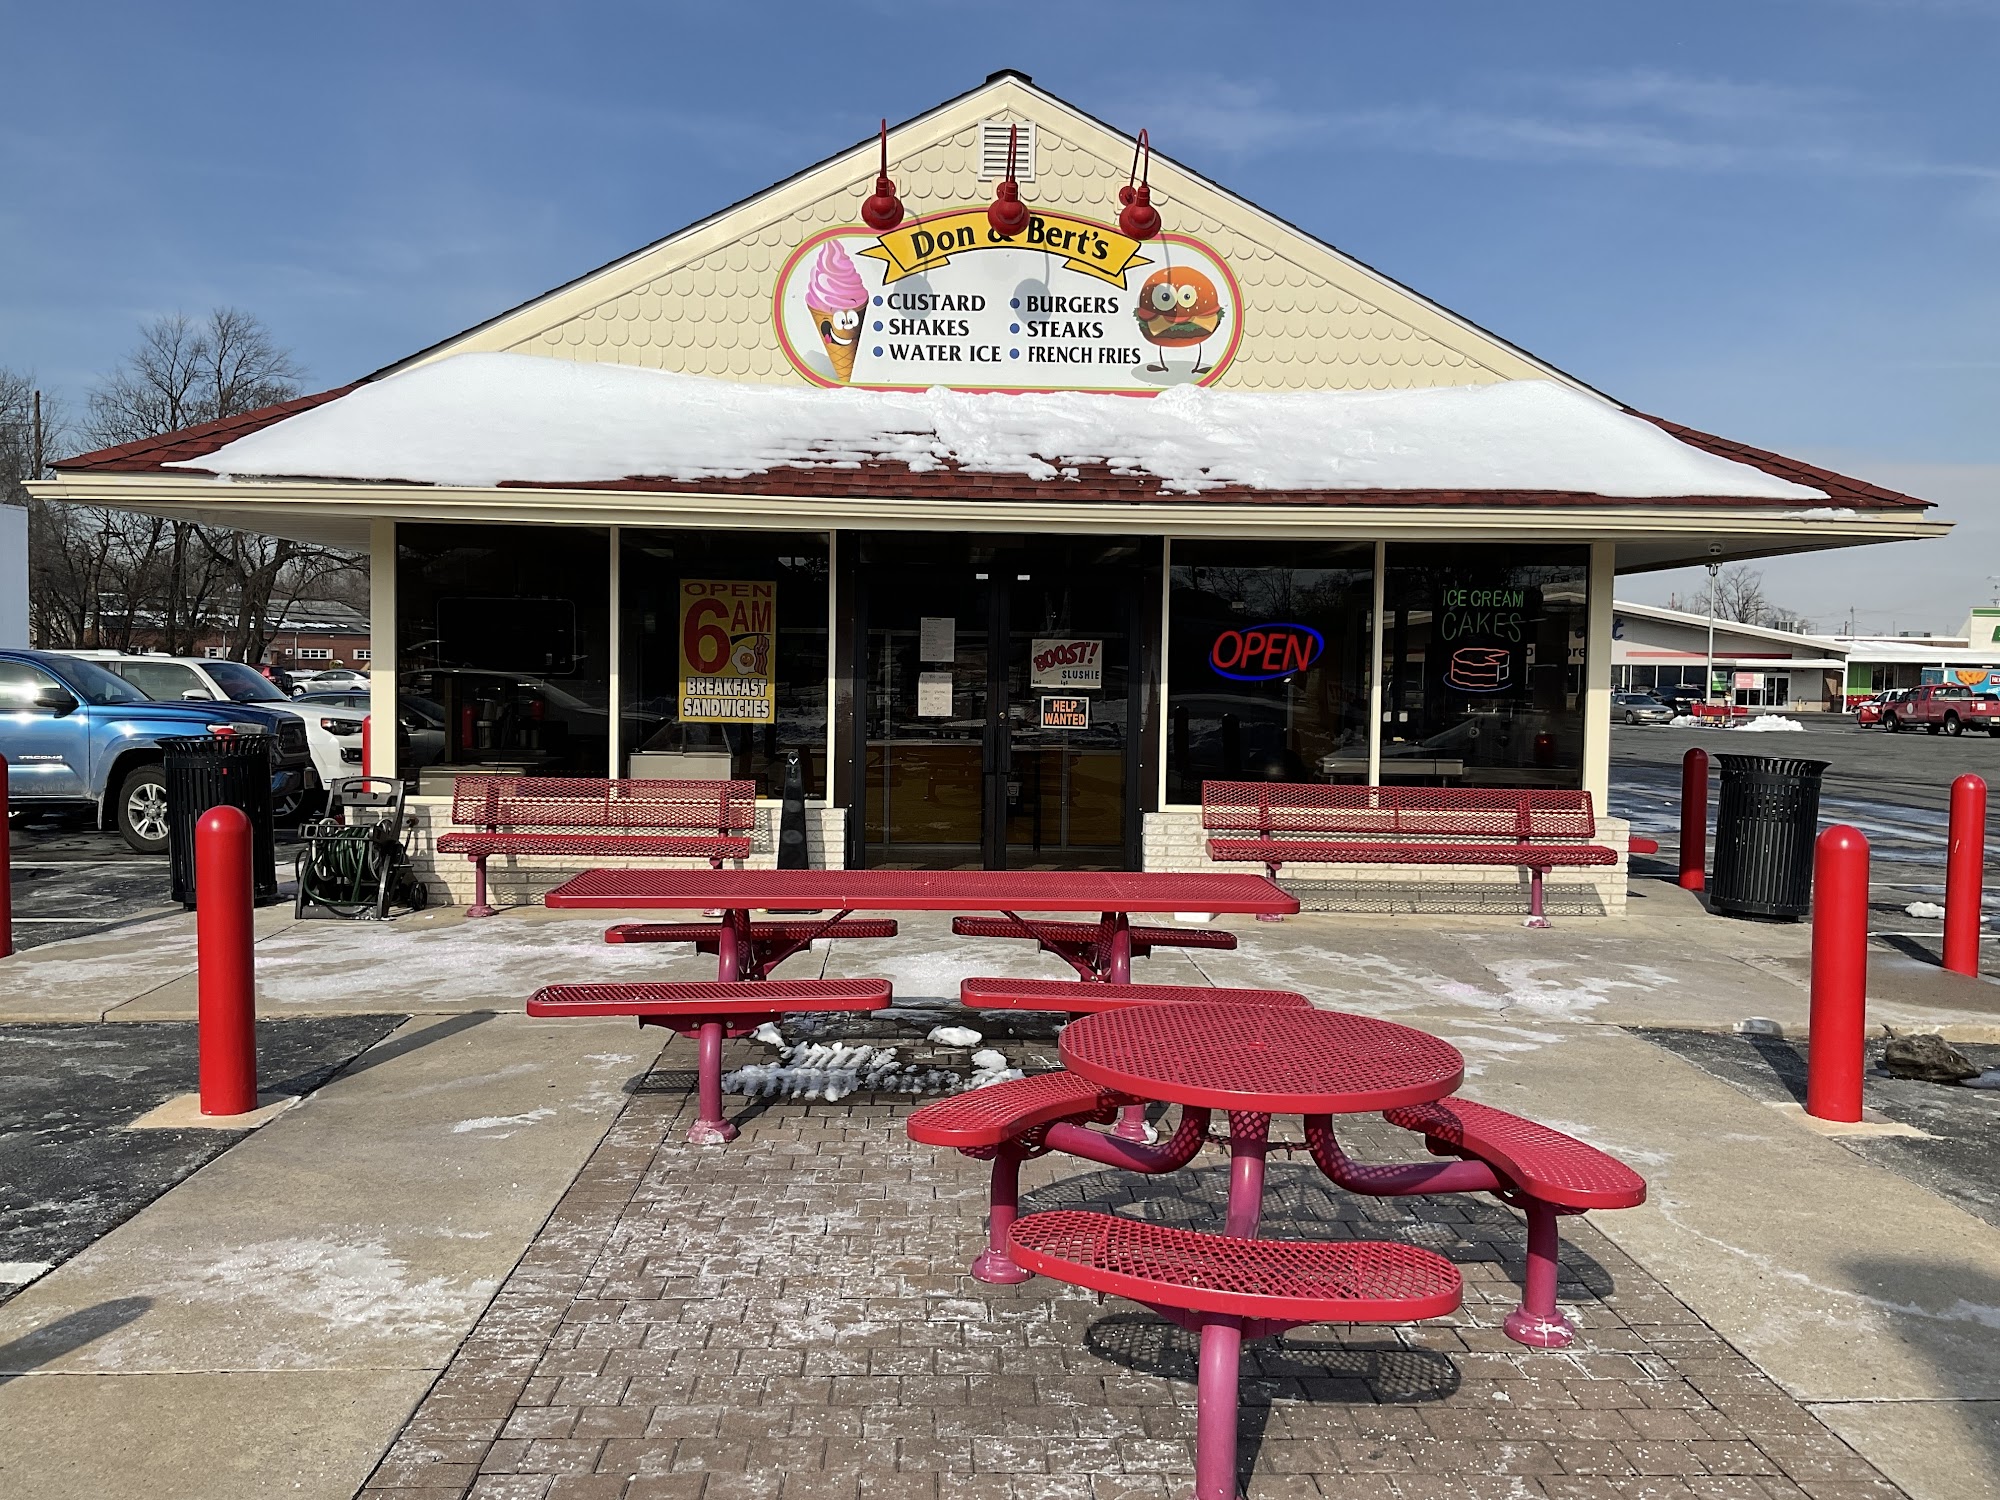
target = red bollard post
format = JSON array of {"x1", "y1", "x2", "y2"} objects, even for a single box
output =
[
  {"x1": 1679, "y1": 747, "x2": 1708, "y2": 892},
  {"x1": 196, "y1": 804, "x2": 259, "y2": 1115},
  {"x1": 0, "y1": 753, "x2": 12, "y2": 960},
  {"x1": 1807, "y1": 824, "x2": 1868, "y2": 1123},
  {"x1": 361, "y1": 714, "x2": 372, "y2": 778},
  {"x1": 1944, "y1": 773, "x2": 1986, "y2": 977}
]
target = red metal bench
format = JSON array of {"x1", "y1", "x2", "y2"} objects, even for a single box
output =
[
  {"x1": 1202, "y1": 780, "x2": 1617, "y2": 928},
  {"x1": 440, "y1": 776, "x2": 756, "y2": 917},
  {"x1": 528, "y1": 978, "x2": 889, "y2": 1145},
  {"x1": 908, "y1": 1070, "x2": 1221, "y2": 1284},
  {"x1": 951, "y1": 915, "x2": 1236, "y2": 980},
  {"x1": 1010, "y1": 1211, "x2": 1461, "y2": 1500},
  {"x1": 604, "y1": 918, "x2": 900, "y2": 979},
  {"x1": 960, "y1": 977, "x2": 1308, "y2": 1014},
  {"x1": 1298, "y1": 1095, "x2": 1645, "y2": 1349}
]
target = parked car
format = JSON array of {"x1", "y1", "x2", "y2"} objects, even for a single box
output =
[
  {"x1": 1880, "y1": 683, "x2": 2000, "y2": 736},
  {"x1": 59, "y1": 652, "x2": 337, "y2": 816},
  {"x1": 0, "y1": 649, "x2": 306, "y2": 852},
  {"x1": 291, "y1": 667, "x2": 370, "y2": 693},
  {"x1": 1612, "y1": 691, "x2": 1675, "y2": 725},
  {"x1": 1652, "y1": 684, "x2": 1707, "y2": 716},
  {"x1": 254, "y1": 661, "x2": 300, "y2": 695},
  {"x1": 1855, "y1": 689, "x2": 1908, "y2": 728},
  {"x1": 293, "y1": 690, "x2": 448, "y2": 773}
]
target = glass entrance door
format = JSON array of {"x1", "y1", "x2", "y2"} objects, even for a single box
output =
[{"x1": 858, "y1": 536, "x2": 1137, "y2": 869}]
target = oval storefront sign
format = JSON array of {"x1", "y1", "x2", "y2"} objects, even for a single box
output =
[
  {"x1": 1209, "y1": 624, "x2": 1324, "y2": 682},
  {"x1": 774, "y1": 212, "x2": 1242, "y2": 395}
]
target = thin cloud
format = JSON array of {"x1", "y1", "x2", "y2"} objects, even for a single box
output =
[{"x1": 1143, "y1": 70, "x2": 2000, "y2": 184}]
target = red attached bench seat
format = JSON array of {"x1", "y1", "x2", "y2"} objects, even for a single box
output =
[
  {"x1": 1011, "y1": 1210, "x2": 1461, "y2": 1500},
  {"x1": 528, "y1": 978, "x2": 889, "y2": 1145},
  {"x1": 440, "y1": 776, "x2": 756, "y2": 917},
  {"x1": 1202, "y1": 781, "x2": 1618, "y2": 928},
  {"x1": 1380, "y1": 1096, "x2": 1645, "y2": 1348},
  {"x1": 605, "y1": 918, "x2": 899, "y2": 979},
  {"x1": 952, "y1": 915, "x2": 1236, "y2": 979},
  {"x1": 907, "y1": 1067, "x2": 1218, "y2": 1284},
  {"x1": 960, "y1": 977, "x2": 1309, "y2": 1014}
]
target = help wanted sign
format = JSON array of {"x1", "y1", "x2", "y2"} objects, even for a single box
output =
[{"x1": 1029, "y1": 638, "x2": 1103, "y2": 690}]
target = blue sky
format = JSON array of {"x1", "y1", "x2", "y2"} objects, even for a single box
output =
[{"x1": 4, "y1": 1, "x2": 1995, "y2": 628}]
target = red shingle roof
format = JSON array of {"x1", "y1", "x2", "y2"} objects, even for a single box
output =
[
  {"x1": 55, "y1": 385, "x2": 358, "y2": 474},
  {"x1": 53, "y1": 382, "x2": 1930, "y2": 513}
]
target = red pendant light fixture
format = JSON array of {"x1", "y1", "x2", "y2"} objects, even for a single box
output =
[
  {"x1": 987, "y1": 123, "x2": 1030, "y2": 238},
  {"x1": 1118, "y1": 128, "x2": 1161, "y2": 241},
  {"x1": 861, "y1": 119, "x2": 905, "y2": 232}
]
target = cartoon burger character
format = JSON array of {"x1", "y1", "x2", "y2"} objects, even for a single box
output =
[
  {"x1": 1134, "y1": 266, "x2": 1225, "y2": 373},
  {"x1": 804, "y1": 240, "x2": 869, "y2": 383}
]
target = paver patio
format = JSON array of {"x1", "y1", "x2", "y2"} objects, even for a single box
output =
[{"x1": 359, "y1": 1043, "x2": 1908, "y2": 1500}]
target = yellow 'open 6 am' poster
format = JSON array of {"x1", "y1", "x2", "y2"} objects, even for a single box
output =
[{"x1": 678, "y1": 580, "x2": 775, "y2": 723}]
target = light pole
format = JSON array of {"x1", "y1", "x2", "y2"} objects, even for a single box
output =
[{"x1": 1705, "y1": 561, "x2": 1720, "y2": 706}]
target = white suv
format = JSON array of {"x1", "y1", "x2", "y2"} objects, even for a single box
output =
[{"x1": 59, "y1": 652, "x2": 346, "y2": 816}]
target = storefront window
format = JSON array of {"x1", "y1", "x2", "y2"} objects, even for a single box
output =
[
  {"x1": 619, "y1": 530, "x2": 829, "y2": 798},
  {"x1": 1166, "y1": 541, "x2": 1373, "y2": 801},
  {"x1": 397, "y1": 524, "x2": 610, "y2": 777},
  {"x1": 1381, "y1": 543, "x2": 1587, "y2": 789}
]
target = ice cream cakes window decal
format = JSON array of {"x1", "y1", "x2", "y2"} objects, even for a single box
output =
[
  {"x1": 1209, "y1": 624, "x2": 1323, "y2": 682},
  {"x1": 772, "y1": 219, "x2": 1242, "y2": 394}
]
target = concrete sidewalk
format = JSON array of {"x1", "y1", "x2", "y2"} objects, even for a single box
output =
[{"x1": 0, "y1": 891, "x2": 1995, "y2": 1497}]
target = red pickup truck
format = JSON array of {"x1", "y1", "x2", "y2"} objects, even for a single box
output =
[{"x1": 1882, "y1": 684, "x2": 2000, "y2": 737}]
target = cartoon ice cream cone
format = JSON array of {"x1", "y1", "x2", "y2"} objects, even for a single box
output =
[{"x1": 805, "y1": 240, "x2": 868, "y2": 382}]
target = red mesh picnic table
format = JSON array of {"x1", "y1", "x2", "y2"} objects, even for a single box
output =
[
  {"x1": 543, "y1": 869, "x2": 1298, "y2": 982},
  {"x1": 1060, "y1": 1002, "x2": 1464, "y2": 1236}
]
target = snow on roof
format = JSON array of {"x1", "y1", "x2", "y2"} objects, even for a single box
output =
[{"x1": 168, "y1": 351, "x2": 1824, "y2": 500}]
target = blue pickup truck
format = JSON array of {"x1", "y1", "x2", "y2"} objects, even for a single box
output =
[{"x1": 0, "y1": 648, "x2": 310, "y2": 853}]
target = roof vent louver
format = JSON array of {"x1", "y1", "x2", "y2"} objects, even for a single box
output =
[{"x1": 979, "y1": 120, "x2": 1035, "y2": 182}]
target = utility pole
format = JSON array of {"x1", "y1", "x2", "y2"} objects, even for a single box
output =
[
  {"x1": 1705, "y1": 560, "x2": 1720, "y2": 705},
  {"x1": 31, "y1": 391, "x2": 43, "y2": 478}
]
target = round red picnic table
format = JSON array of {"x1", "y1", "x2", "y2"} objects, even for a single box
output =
[{"x1": 1059, "y1": 1002, "x2": 1464, "y2": 1236}]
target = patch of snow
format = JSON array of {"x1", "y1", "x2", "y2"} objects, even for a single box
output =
[
  {"x1": 969, "y1": 1049, "x2": 1009, "y2": 1071},
  {"x1": 927, "y1": 1025, "x2": 984, "y2": 1049},
  {"x1": 1174, "y1": 912, "x2": 1217, "y2": 923},
  {"x1": 1734, "y1": 715, "x2": 1804, "y2": 733},
  {"x1": 1904, "y1": 901, "x2": 1947, "y2": 920},
  {"x1": 170, "y1": 352, "x2": 1826, "y2": 500},
  {"x1": 749, "y1": 1022, "x2": 786, "y2": 1047},
  {"x1": 1968, "y1": 1069, "x2": 2000, "y2": 1090},
  {"x1": 1735, "y1": 1017, "x2": 1785, "y2": 1036},
  {"x1": 1668, "y1": 714, "x2": 1703, "y2": 728},
  {"x1": 1797, "y1": 506, "x2": 1858, "y2": 519},
  {"x1": 451, "y1": 1108, "x2": 556, "y2": 1135}
]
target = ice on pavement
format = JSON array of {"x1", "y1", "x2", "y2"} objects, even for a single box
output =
[
  {"x1": 169, "y1": 352, "x2": 1825, "y2": 500},
  {"x1": 1905, "y1": 901, "x2": 1948, "y2": 920}
]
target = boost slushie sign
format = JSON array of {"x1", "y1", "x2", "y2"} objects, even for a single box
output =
[
  {"x1": 774, "y1": 213, "x2": 1241, "y2": 395},
  {"x1": 679, "y1": 580, "x2": 776, "y2": 724}
]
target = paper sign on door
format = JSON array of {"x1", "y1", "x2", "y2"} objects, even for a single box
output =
[{"x1": 1030, "y1": 638, "x2": 1102, "y2": 690}]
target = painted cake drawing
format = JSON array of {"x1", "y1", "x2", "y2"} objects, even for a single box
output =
[{"x1": 1446, "y1": 646, "x2": 1511, "y2": 693}]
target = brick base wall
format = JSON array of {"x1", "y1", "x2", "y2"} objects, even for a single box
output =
[
  {"x1": 1141, "y1": 808, "x2": 1632, "y2": 917},
  {"x1": 404, "y1": 798, "x2": 849, "y2": 911}
]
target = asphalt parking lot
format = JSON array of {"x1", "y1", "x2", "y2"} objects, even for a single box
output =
[
  {"x1": 1610, "y1": 712, "x2": 2000, "y2": 922},
  {"x1": 4, "y1": 809, "x2": 304, "y2": 953}
]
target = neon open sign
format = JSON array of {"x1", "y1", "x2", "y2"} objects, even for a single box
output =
[{"x1": 1208, "y1": 623, "x2": 1325, "y2": 682}]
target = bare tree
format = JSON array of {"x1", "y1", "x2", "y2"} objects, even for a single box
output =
[
  {"x1": 34, "y1": 308, "x2": 362, "y2": 658},
  {"x1": 1689, "y1": 565, "x2": 1770, "y2": 625}
]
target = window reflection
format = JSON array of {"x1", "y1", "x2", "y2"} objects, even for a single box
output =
[{"x1": 1166, "y1": 541, "x2": 1374, "y2": 800}]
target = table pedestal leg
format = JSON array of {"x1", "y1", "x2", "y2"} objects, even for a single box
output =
[
  {"x1": 685, "y1": 1020, "x2": 738, "y2": 1146},
  {"x1": 971, "y1": 1142, "x2": 1032, "y2": 1285},
  {"x1": 1503, "y1": 1200, "x2": 1573, "y2": 1348},
  {"x1": 1194, "y1": 1314, "x2": 1245, "y2": 1500},
  {"x1": 1224, "y1": 1113, "x2": 1269, "y2": 1238},
  {"x1": 1110, "y1": 1103, "x2": 1156, "y2": 1144}
]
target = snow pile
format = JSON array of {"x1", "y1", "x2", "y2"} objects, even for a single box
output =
[
  {"x1": 168, "y1": 352, "x2": 1826, "y2": 500},
  {"x1": 927, "y1": 1025, "x2": 983, "y2": 1049},
  {"x1": 1735, "y1": 715, "x2": 1805, "y2": 733},
  {"x1": 1669, "y1": 714, "x2": 1703, "y2": 728},
  {"x1": 1905, "y1": 901, "x2": 1948, "y2": 920},
  {"x1": 722, "y1": 1038, "x2": 1022, "y2": 1101}
]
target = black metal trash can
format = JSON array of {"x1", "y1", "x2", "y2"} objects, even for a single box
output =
[
  {"x1": 164, "y1": 734, "x2": 278, "y2": 908},
  {"x1": 1709, "y1": 754, "x2": 1830, "y2": 920}
]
